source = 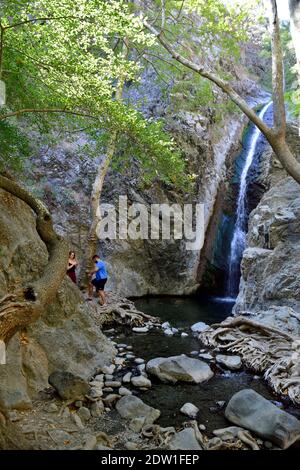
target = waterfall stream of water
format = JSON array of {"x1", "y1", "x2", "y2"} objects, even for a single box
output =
[{"x1": 227, "y1": 101, "x2": 273, "y2": 298}]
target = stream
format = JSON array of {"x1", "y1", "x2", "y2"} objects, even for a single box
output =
[{"x1": 111, "y1": 295, "x2": 300, "y2": 438}]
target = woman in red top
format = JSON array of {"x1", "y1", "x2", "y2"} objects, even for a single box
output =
[{"x1": 67, "y1": 251, "x2": 78, "y2": 284}]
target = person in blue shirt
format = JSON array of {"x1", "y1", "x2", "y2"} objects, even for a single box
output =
[{"x1": 87, "y1": 255, "x2": 108, "y2": 305}]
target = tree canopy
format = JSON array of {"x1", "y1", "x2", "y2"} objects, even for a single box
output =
[{"x1": 0, "y1": 0, "x2": 187, "y2": 187}]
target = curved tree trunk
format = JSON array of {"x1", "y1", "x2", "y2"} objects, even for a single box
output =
[
  {"x1": 0, "y1": 175, "x2": 69, "y2": 448},
  {"x1": 0, "y1": 174, "x2": 69, "y2": 344}
]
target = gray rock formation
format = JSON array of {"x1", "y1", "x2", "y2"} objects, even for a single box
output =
[
  {"x1": 0, "y1": 189, "x2": 115, "y2": 410},
  {"x1": 225, "y1": 389, "x2": 300, "y2": 449},
  {"x1": 146, "y1": 355, "x2": 214, "y2": 383},
  {"x1": 48, "y1": 370, "x2": 90, "y2": 401},
  {"x1": 234, "y1": 177, "x2": 300, "y2": 337},
  {"x1": 131, "y1": 375, "x2": 152, "y2": 388}
]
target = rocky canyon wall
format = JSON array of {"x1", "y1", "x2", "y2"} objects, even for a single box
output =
[
  {"x1": 233, "y1": 122, "x2": 300, "y2": 335},
  {"x1": 25, "y1": 45, "x2": 269, "y2": 297},
  {"x1": 0, "y1": 189, "x2": 115, "y2": 410}
]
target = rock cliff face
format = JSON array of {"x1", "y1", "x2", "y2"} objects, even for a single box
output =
[
  {"x1": 0, "y1": 189, "x2": 115, "y2": 410},
  {"x1": 234, "y1": 122, "x2": 300, "y2": 334},
  {"x1": 25, "y1": 50, "x2": 268, "y2": 297}
]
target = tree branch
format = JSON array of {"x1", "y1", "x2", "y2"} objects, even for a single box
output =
[
  {"x1": 161, "y1": 0, "x2": 166, "y2": 30},
  {"x1": 3, "y1": 16, "x2": 79, "y2": 30},
  {"x1": 0, "y1": 24, "x2": 5, "y2": 79},
  {"x1": 0, "y1": 108, "x2": 98, "y2": 121}
]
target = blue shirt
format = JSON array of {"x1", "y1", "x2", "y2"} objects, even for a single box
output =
[{"x1": 95, "y1": 260, "x2": 107, "y2": 280}]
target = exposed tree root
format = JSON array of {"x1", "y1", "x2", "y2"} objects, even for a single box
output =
[
  {"x1": 200, "y1": 315, "x2": 300, "y2": 404},
  {"x1": 88, "y1": 293, "x2": 159, "y2": 327}
]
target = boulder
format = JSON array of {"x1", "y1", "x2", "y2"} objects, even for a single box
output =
[
  {"x1": 77, "y1": 406, "x2": 91, "y2": 422},
  {"x1": 122, "y1": 372, "x2": 132, "y2": 383},
  {"x1": 131, "y1": 375, "x2": 152, "y2": 388},
  {"x1": 164, "y1": 329, "x2": 174, "y2": 336},
  {"x1": 225, "y1": 389, "x2": 300, "y2": 449},
  {"x1": 198, "y1": 353, "x2": 213, "y2": 360},
  {"x1": 213, "y1": 426, "x2": 246, "y2": 441},
  {"x1": 132, "y1": 327, "x2": 149, "y2": 333},
  {"x1": 168, "y1": 428, "x2": 202, "y2": 450},
  {"x1": 191, "y1": 322, "x2": 209, "y2": 333},
  {"x1": 48, "y1": 370, "x2": 90, "y2": 401},
  {"x1": 90, "y1": 401, "x2": 104, "y2": 417},
  {"x1": 116, "y1": 395, "x2": 160, "y2": 430},
  {"x1": 216, "y1": 355, "x2": 242, "y2": 370},
  {"x1": 119, "y1": 387, "x2": 132, "y2": 396},
  {"x1": 180, "y1": 403, "x2": 199, "y2": 418},
  {"x1": 146, "y1": 355, "x2": 214, "y2": 384}
]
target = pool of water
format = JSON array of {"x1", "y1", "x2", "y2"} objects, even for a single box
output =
[
  {"x1": 134, "y1": 295, "x2": 234, "y2": 328},
  {"x1": 113, "y1": 295, "x2": 298, "y2": 436}
]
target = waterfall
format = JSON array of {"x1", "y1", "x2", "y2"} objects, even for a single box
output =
[{"x1": 227, "y1": 101, "x2": 273, "y2": 298}]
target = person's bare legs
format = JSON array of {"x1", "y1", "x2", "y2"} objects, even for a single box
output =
[
  {"x1": 98, "y1": 289, "x2": 106, "y2": 306},
  {"x1": 87, "y1": 282, "x2": 94, "y2": 300}
]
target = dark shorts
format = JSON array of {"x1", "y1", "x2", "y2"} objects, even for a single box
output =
[{"x1": 92, "y1": 278, "x2": 107, "y2": 291}]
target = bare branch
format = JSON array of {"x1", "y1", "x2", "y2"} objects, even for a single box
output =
[
  {"x1": 161, "y1": 0, "x2": 166, "y2": 30},
  {"x1": 269, "y1": 0, "x2": 286, "y2": 136},
  {"x1": 142, "y1": 56, "x2": 170, "y2": 85},
  {"x1": 0, "y1": 108, "x2": 98, "y2": 121},
  {"x1": 3, "y1": 16, "x2": 79, "y2": 30}
]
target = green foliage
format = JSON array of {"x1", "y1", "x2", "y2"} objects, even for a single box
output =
[
  {"x1": 0, "y1": 119, "x2": 30, "y2": 170},
  {"x1": 0, "y1": 0, "x2": 189, "y2": 190},
  {"x1": 171, "y1": 75, "x2": 215, "y2": 112},
  {"x1": 134, "y1": 0, "x2": 256, "y2": 121},
  {"x1": 185, "y1": 0, "x2": 251, "y2": 58}
]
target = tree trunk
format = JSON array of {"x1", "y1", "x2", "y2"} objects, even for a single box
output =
[
  {"x1": 79, "y1": 129, "x2": 118, "y2": 284},
  {"x1": 0, "y1": 174, "x2": 69, "y2": 344},
  {"x1": 79, "y1": 74, "x2": 125, "y2": 285}
]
